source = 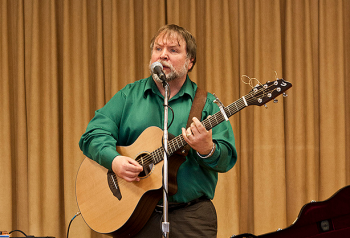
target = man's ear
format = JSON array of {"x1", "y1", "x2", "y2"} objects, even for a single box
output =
[{"x1": 188, "y1": 59, "x2": 194, "y2": 71}]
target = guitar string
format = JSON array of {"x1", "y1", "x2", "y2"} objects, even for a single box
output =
[
  {"x1": 141, "y1": 82, "x2": 279, "y2": 168},
  {"x1": 126, "y1": 83, "x2": 280, "y2": 169},
  {"x1": 112, "y1": 82, "x2": 282, "y2": 186}
]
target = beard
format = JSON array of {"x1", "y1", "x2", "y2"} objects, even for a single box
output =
[{"x1": 149, "y1": 59, "x2": 189, "y2": 83}]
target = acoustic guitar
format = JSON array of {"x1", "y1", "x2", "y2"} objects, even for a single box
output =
[{"x1": 75, "y1": 79, "x2": 292, "y2": 237}]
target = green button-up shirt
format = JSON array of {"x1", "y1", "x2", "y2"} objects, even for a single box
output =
[{"x1": 79, "y1": 75, "x2": 237, "y2": 203}]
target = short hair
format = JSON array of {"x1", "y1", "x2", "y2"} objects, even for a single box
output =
[{"x1": 150, "y1": 24, "x2": 197, "y2": 71}]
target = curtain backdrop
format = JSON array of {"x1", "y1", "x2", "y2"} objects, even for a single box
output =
[{"x1": 1, "y1": 0, "x2": 349, "y2": 237}]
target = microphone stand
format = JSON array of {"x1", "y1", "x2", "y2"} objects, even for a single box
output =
[{"x1": 162, "y1": 80, "x2": 170, "y2": 238}]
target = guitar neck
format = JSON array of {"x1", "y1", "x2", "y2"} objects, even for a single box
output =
[
  {"x1": 152, "y1": 97, "x2": 247, "y2": 164},
  {"x1": 202, "y1": 97, "x2": 247, "y2": 131},
  {"x1": 144, "y1": 78, "x2": 293, "y2": 165}
]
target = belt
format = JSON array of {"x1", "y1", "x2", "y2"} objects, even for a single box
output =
[{"x1": 155, "y1": 196, "x2": 208, "y2": 212}]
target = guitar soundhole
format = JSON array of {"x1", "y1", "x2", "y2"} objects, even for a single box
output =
[{"x1": 136, "y1": 152, "x2": 154, "y2": 179}]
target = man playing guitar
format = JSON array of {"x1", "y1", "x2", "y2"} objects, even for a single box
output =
[{"x1": 79, "y1": 24, "x2": 237, "y2": 237}]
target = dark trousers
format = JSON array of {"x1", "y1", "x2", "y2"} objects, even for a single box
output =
[{"x1": 131, "y1": 199, "x2": 217, "y2": 238}]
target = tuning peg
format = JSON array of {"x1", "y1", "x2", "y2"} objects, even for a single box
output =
[
  {"x1": 273, "y1": 99, "x2": 278, "y2": 103},
  {"x1": 283, "y1": 92, "x2": 288, "y2": 97},
  {"x1": 264, "y1": 104, "x2": 268, "y2": 109}
]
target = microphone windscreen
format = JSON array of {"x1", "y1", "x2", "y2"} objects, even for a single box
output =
[{"x1": 151, "y1": 62, "x2": 163, "y2": 73}]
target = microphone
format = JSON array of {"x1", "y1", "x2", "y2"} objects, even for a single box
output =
[{"x1": 151, "y1": 62, "x2": 166, "y2": 81}]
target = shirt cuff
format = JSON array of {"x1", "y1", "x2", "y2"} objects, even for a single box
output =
[
  {"x1": 195, "y1": 142, "x2": 220, "y2": 163},
  {"x1": 100, "y1": 147, "x2": 120, "y2": 170}
]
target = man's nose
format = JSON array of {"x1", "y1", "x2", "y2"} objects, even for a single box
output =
[{"x1": 160, "y1": 49, "x2": 169, "y2": 60}]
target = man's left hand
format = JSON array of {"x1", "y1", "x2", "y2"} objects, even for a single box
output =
[{"x1": 182, "y1": 117, "x2": 214, "y2": 156}]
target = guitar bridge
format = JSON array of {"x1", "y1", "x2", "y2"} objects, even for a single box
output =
[{"x1": 107, "y1": 170, "x2": 122, "y2": 200}]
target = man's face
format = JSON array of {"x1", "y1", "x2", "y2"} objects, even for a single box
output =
[{"x1": 150, "y1": 32, "x2": 193, "y2": 82}]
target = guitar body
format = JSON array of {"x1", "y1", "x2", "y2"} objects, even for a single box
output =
[{"x1": 76, "y1": 127, "x2": 185, "y2": 237}]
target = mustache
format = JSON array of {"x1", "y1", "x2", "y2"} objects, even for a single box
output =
[{"x1": 158, "y1": 60, "x2": 173, "y2": 70}]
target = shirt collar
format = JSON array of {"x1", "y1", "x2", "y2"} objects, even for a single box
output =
[{"x1": 144, "y1": 75, "x2": 196, "y2": 101}]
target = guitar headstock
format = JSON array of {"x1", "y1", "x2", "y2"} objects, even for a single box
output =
[{"x1": 246, "y1": 79, "x2": 292, "y2": 106}]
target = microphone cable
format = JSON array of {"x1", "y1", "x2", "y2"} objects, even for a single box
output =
[
  {"x1": 66, "y1": 211, "x2": 81, "y2": 238},
  {"x1": 9, "y1": 230, "x2": 29, "y2": 237}
]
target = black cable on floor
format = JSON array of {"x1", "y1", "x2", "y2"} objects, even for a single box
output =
[{"x1": 66, "y1": 211, "x2": 81, "y2": 238}]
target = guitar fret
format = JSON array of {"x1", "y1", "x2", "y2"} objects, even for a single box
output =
[
  {"x1": 155, "y1": 148, "x2": 163, "y2": 163},
  {"x1": 175, "y1": 138, "x2": 180, "y2": 150},
  {"x1": 170, "y1": 140, "x2": 176, "y2": 154},
  {"x1": 181, "y1": 137, "x2": 185, "y2": 146},
  {"x1": 227, "y1": 105, "x2": 233, "y2": 116},
  {"x1": 234, "y1": 102, "x2": 239, "y2": 111},
  {"x1": 152, "y1": 151, "x2": 158, "y2": 163},
  {"x1": 178, "y1": 136, "x2": 185, "y2": 148},
  {"x1": 214, "y1": 115, "x2": 219, "y2": 124}
]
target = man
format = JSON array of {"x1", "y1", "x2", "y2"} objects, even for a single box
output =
[{"x1": 79, "y1": 24, "x2": 237, "y2": 237}]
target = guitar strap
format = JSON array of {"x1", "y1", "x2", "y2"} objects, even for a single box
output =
[
  {"x1": 186, "y1": 87, "x2": 207, "y2": 128},
  {"x1": 176, "y1": 87, "x2": 207, "y2": 156}
]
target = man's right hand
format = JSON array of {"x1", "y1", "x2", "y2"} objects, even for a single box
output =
[{"x1": 112, "y1": 156, "x2": 143, "y2": 182}]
